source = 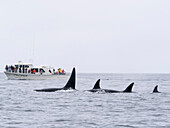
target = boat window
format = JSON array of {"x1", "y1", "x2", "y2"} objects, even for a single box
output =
[
  {"x1": 25, "y1": 65, "x2": 29, "y2": 68},
  {"x1": 49, "y1": 70, "x2": 51, "y2": 73},
  {"x1": 40, "y1": 68, "x2": 45, "y2": 73},
  {"x1": 31, "y1": 68, "x2": 38, "y2": 73},
  {"x1": 15, "y1": 65, "x2": 18, "y2": 69}
]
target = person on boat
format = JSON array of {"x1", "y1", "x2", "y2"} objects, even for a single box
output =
[
  {"x1": 25, "y1": 68, "x2": 27, "y2": 73},
  {"x1": 58, "y1": 68, "x2": 62, "y2": 74},
  {"x1": 15, "y1": 67, "x2": 17, "y2": 73},
  {"x1": 62, "y1": 69, "x2": 65, "y2": 74},
  {"x1": 5, "y1": 65, "x2": 8, "y2": 71},
  {"x1": 8, "y1": 65, "x2": 11, "y2": 72},
  {"x1": 39, "y1": 69, "x2": 42, "y2": 75},
  {"x1": 19, "y1": 67, "x2": 21, "y2": 73},
  {"x1": 33, "y1": 69, "x2": 36, "y2": 74},
  {"x1": 11, "y1": 65, "x2": 14, "y2": 72}
]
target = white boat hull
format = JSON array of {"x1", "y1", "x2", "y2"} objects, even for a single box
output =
[{"x1": 4, "y1": 71, "x2": 69, "y2": 80}]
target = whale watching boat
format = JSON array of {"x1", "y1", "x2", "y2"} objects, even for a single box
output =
[{"x1": 4, "y1": 61, "x2": 67, "y2": 80}]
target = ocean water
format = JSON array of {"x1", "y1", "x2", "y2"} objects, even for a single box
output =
[{"x1": 0, "y1": 72, "x2": 170, "y2": 128}]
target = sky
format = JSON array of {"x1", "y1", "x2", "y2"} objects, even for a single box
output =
[{"x1": 0, "y1": 0, "x2": 170, "y2": 73}]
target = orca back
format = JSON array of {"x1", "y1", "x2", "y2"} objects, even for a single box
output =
[
  {"x1": 63, "y1": 68, "x2": 76, "y2": 90},
  {"x1": 35, "y1": 88, "x2": 62, "y2": 92},
  {"x1": 123, "y1": 82, "x2": 134, "y2": 92}
]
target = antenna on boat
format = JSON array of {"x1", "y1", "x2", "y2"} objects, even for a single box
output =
[
  {"x1": 29, "y1": 59, "x2": 34, "y2": 64},
  {"x1": 29, "y1": 39, "x2": 35, "y2": 63},
  {"x1": 18, "y1": 61, "x2": 22, "y2": 63}
]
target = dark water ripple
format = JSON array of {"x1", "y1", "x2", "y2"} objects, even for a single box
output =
[{"x1": 1, "y1": 73, "x2": 170, "y2": 128}]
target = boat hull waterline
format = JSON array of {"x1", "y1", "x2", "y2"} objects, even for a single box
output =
[{"x1": 4, "y1": 72, "x2": 69, "y2": 80}]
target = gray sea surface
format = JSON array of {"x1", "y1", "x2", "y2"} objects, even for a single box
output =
[{"x1": 0, "y1": 72, "x2": 170, "y2": 128}]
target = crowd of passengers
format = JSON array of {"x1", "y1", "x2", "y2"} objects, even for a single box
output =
[
  {"x1": 5, "y1": 65, "x2": 65, "y2": 75},
  {"x1": 5, "y1": 65, "x2": 35, "y2": 74}
]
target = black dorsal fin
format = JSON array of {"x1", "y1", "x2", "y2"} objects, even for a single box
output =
[
  {"x1": 63, "y1": 68, "x2": 76, "y2": 89},
  {"x1": 123, "y1": 82, "x2": 134, "y2": 92},
  {"x1": 93, "y1": 79, "x2": 101, "y2": 89},
  {"x1": 153, "y1": 85, "x2": 159, "y2": 93}
]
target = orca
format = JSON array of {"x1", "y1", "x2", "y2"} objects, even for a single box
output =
[
  {"x1": 153, "y1": 85, "x2": 160, "y2": 93},
  {"x1": 34, "y1": 68, "x2": 76, "y2": 92},
  {"x1": 86, "y1": 79, "x2": 134, "y2": 93}
]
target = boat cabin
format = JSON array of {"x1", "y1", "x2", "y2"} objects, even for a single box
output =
[
  {"x1": 5, "y1": 61, "x2": 55, "y2": 75},
  {"x1": 14, "y1": 63, "x2": 33, "y2": 73},
  {"x1": 30, "y1": 66, "x2": 55, "y2": 75}
]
